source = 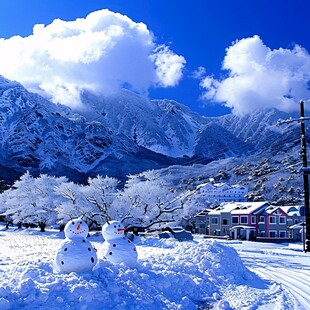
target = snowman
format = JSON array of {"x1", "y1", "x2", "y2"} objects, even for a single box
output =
[
  {"x1": 54, "y1": 219, "x2": 98, "y2": 273},
  {"x1": 100, "y1": 220, "x2": 138, "y2": 267}
]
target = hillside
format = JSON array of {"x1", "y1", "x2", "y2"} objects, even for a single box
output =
[{"x1": 0, "y1": 76, "x2": 306, "y2": 196}]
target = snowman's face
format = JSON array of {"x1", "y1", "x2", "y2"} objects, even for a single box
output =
[
  {"x1": 102, "y1": 220, "x2": 125, "y2": 241},
  {"x1": 64, "y1": 219, "x2": 89, "y2": 239}
]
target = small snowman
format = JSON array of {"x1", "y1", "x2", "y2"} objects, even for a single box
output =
[
  {"x1": 54, "y1": 218, "x2": 98, "y2": 273},
  {"x1": 100, "y1": 220, "x2": 138, "y2": 267}
]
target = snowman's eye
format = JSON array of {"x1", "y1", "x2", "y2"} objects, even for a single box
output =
[
  {"x1": 114, "y1": 225, "x2": 116, "y2": 228},
  {"x1": 80, "y1": 221, "x2": 82, "y2": 224},
  {"x1": 72, "y1": 221, "x2": 75, "y2": 225},
  {"x1": 118, "y1": 225, "x2": 120, "y2": 227}
]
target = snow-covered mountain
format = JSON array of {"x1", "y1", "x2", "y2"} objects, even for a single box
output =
[
  {"x1": 0, "y1": 76, "x2": 301, "y2": 184},
  {"x1": 213, "y1": 109, "x2": 301, "y2": 153},
  {"x1": 80, "y1": 90, "x2": 203, "y2": 158},
  {"x1": 0, "y1": 77, "x2": 181, "y2": 182},
  {"x1": 79, "y1": 90, "x2": 255, "y2": 160}
]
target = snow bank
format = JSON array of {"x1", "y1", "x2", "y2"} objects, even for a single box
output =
[{"x1": 0, "y1": 231, "x2": 259, "y2": 310}]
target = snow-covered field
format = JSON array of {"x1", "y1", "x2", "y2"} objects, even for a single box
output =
[{"x1": 0, "y1": 225, "x2": 309, "y2": 310}]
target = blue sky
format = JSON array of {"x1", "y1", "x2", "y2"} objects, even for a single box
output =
[{"x1": 0, "y1": 0, "x2": 310, "y2": 116}]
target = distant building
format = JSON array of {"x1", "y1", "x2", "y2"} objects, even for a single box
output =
[
  {"x1": 191, "y1": 201, "x2": 304, "y2": 242},
  {"x1": 198, "y1": 182, "x2": 248, "y2": 204},
  {"x1": 207, "y1": 202, "x2": 268, "y2": 239}
]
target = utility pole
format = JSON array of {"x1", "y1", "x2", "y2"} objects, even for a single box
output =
[
  {"x1": 300, "y1": 101, "x2": 310, "y2": 252},
  {"x1": 277, "y1": 100, "x2": 310, "y2": 252}
]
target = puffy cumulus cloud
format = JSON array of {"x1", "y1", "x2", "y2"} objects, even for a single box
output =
[
  {"x1": 0, "y1": 9, "x2": 185, "y2": 108},
  {"x1": 151, "y1": 45, "x2": 185, "y2": 87},
  {"x1": 200, "y1": 35, "x2": 310, "y2": 115}
]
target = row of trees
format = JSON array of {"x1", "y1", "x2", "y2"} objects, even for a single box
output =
[{"x1": 0, "y1": 170, "x2": 201, "y2": 232}]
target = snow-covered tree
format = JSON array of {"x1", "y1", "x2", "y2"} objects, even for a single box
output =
[
  {"x1": 113, "y1": 176, "x2": 183, "y2": 231},
  {"x1": 55, "y1": 175, "x2": 119, "y2": 229},
  {"x1": 3, "y1": 172, "x2": 68, "y2": 231},
  {"x1": 54, "y1": 181, "x2": 88, "y2": 225},
  {"x1": 81, "y1": 175, "x2": 119, "y2": 228},
  {"x1": 0, "y1": 189, "x2": 12, "y2": 228}
]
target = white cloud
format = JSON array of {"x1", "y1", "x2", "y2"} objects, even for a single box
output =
[
  {"x1": 201, "y1": 35, "x2": 310, "y2": 115},
  {"x1": 151, "y1": 45, "x2": 185, "y2": 87},
  {"x1": 191, "y1": 66, "x2": 206, "y2": 79},
  {"x1": 0, "y1": 9, "x2": 185, "y2": 108}
]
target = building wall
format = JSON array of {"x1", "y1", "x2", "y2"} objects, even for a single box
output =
[
  {"x1": 209, "y1": 215, "x2": 221, "y2": 235},
  {"x1": 193, "y1": 214, "x2": 209, "y2": 234}
]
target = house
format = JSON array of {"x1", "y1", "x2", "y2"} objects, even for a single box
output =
[
  {"x1": 257, "y1": 205, "x2": 303, "y2": 241},
  {"x1": 191, "y1": 201, "x2": 304, "y2": 242},
  {"x1": 289, "y1": 220, "x2": 307, "y2": 242},
  {"x1": 198, "y1": 182, "x2": 248, "y2": 204},
  {"x1": 207, "y1": 203, "x2": 242, "y2": 236},
  {"x1": 207, "y1": 202, "x2": 269, "y2": 239},
  {"x1": 230, "y1": 202, "x2": 269, "y2": 240},
  {"x1": 192, "y1": 208, "x2": 210, "y2": 234}
]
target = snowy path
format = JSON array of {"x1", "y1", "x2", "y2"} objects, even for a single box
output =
[{"x1": 226, "y1": 241, "x2": 310, "y2": 310}]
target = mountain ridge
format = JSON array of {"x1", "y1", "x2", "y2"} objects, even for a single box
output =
[{"x1": 0, "y1": 76, "x2": 301, "y2": 184}]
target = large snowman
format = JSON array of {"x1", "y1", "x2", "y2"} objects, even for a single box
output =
[
  {"x1": 54, "y1": 219, "x2": 98, "y2": 273},
  {"x1": 100, "y1": 220, "x2": 138, "y2": 267}
]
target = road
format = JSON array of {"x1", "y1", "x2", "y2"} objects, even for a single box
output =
[{"x1": 227, "y1": 241, "x2": 310, "y2": 310}]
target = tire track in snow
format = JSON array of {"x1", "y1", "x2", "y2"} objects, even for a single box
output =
[
  {"x1": 233, "y1": 245, "x2": 310, "y2": 310},
  {"x1": 252, "y1": 265, "x2": 310, "y2": 309}
]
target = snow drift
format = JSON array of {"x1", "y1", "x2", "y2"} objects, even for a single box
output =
[{"x1": 0, "y1": 228, "x2": 259, "y2": 310}]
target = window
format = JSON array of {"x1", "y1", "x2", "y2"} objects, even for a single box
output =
[
  {"x1": 232, "y1": 216, "x2": 239, "y2": 224},
  {"x1": 279, "y1": 231, "x2": 287, "y2": 238},
  {"x1": 222, "y1": 219, "x2": 229, "y2": 226},
  {"x1": 240, "y1": 216, "x2": 248, "y2": 224},
  {"x1": 251, "y1": 216, "x2": 256, "y2": 224},
  {"x1": 259, "y1": 216, "x2": 265, "y2": 223},
  {"x1": 269, "y1": 231, "x2": 277, "y2": 238},
  {"x1": 211, "y1": 218, "x2": 219, "y2": 225},
  {"x1": 269, "y1": 216, "x2": 276, "y2": 224},
  {"x1": 279, "y1": 217, "x2": 286, "y2": 225}
]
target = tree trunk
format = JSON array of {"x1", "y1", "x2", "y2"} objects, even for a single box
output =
[{"x1": 39, "y1": 222, "x2": 46, "y2": 232}]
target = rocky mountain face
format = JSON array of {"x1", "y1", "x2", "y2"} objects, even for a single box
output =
[
  {"x1": 0, "y1": 76, "x2": 303, "y2": 185},
  {"x1": 80, "y1": 90, "x2": 203, "y2": 158},
  {"x1": 213, "y1": 109, "x2": 301, "y2": 153},
  {"x1": 0, "y1": 78, "x2": 179, "y2": 183}
]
